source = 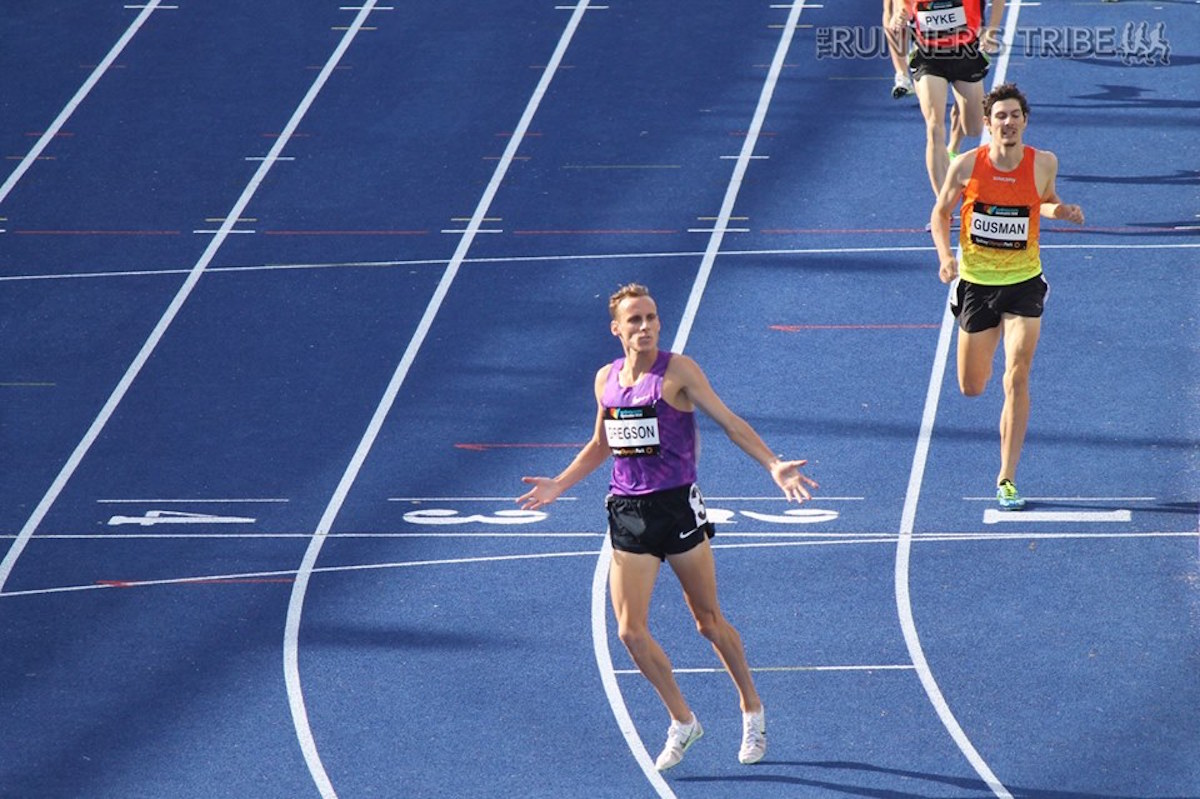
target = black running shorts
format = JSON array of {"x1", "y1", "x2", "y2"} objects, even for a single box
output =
[
  {"x1": 910, "y1": 43, "x2": 990, "y2": 84},
  {"x1": 951, "y1": 273, "x2": 1049, "y2": 333},
  {"x1": 606, "y1": 484, "x2": 715, "y2": 561}
]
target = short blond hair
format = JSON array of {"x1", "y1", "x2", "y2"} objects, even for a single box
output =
[{"x1": 608, "y1": 283, "x2": 652, "y2": 319}]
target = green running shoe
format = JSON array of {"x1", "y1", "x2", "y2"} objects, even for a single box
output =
[{"x1": 997, "y1": 479, "x2": 1026, "y2": 510}]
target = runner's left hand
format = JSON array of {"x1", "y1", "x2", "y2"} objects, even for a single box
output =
[{"x1": 770, "y1": 459, "x2": 818, "y2": 503}]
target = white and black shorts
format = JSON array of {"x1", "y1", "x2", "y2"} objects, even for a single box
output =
[{"x1": 606, "y1": 484, "x2": 715, "y2": 561}]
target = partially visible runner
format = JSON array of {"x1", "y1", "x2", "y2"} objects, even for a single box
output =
[
  {"x1": 517, "y1": 283, "x2": 818, "y2": 771},
  {"x1": 946, "y1": 0, "x2": 991, "y2": 159},
  {"x1": 886, "y1": 0, "x2": 973, "y2": 160},
  {"x1": 884, "y1": 0, "x2": 914, "y2": 98},
  {"x1": 891, "y1": 0, "x2": 1005, "y2": 196},
  {"x1": 930, "y1": 83, "x2": 1085, "y2": 509}
]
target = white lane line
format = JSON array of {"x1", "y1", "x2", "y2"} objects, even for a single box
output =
[
  {"x1": 2, "y1": 241, "x2": 1196, "y2": 284},
  {"x1": 6, "y1": 532, "x2": 604, "y2": 540},
  {"x1": 2, "y1": 549, "x2": 603, "y2": 598},
  {"x1": 983, "y1": 509, "x2": 1132, "y2": 524},
  {"x1": 8, "y1": 0, "x2": 385, "y2": 785},
  {"x1": 590, "y1": 4, "x2": 812, "y2": 797},
  {"x1": 281, "y1": 5, "x2": 595, "y2": 798},
  {"x1": 964, "y1": 496, "x2": 1156, "y2": 502},
  {"x1": 591, "y1": 538, "x2": 666, "y2": 789},
  {"x1": 894, "y1": 3, "x2": 1025, "y2": 797},
  {"x1": 0, "y1": 1, "x2": 351, "y2": 594},
  {"x1": 3, "y1": 530, "x2": 1193, "y2": 598},
  {"x1": 706, "y1": 495, "x2": 865, "y2": 501},
  {"x1": 615, "y1": 664, "x2": 915, "y2": 675},
  {"x1": 6, "y1": 529, "x2": 1192, "y2": 542},
  {"x1": 97, "y1": 498, "x2": 289, "y2": 503},
  {"x1": 0, "y1": 2, "x2": 166, "y2": 205},
  {"x1": 19, "y1": 0, "x2": 381, "y2": 791},
  {"x1": 670, "y1": 1, "x2": 804, "y2": 353}
]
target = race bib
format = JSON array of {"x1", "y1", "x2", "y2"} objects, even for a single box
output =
[
  {"x1": 916, "y1": 0, "x2": 967, "y2": 33},
  {"x1": 605, "y1": 406, "x2": 660, "y2": 457},
  {"x1": 969, "y1": 204, "x2": 1031, "y2": 250}
]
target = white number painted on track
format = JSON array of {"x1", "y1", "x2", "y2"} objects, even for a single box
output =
[
  {"x1": 398, "y1": 507, "x2": 837, "y2": 526},
  {"x1": 738, "y1": 508, "x2": 840, "y2": 524},
  {"x1": 107, "y1": 510, "x2": 257, "y2": 527},
  {"x1": 402, "y1": 509, "x2": 548, "y2": 526}
]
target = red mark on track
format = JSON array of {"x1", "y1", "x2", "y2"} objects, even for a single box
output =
[
  {"x1": 770, "y1": 323, "x2": 939, "y2": 331},
  {"x1": 96, "y1": 580, "x2": 133, "y2": 589},
  {"x1": 13, "y1": 229, "x2": 180, "y2": 235},
  {"x1": 1043, "y1": 225, "x2": 1174, "y2": 234},
  {"x1": 512, "y1": 229, "x2": 678, "y2": 236},
  {"x1": 181, "y1": 578, "x2": 294, "y2": 586},
  {"x1": 762, "y1": 227, "x2": 927, "y2": 235},
  {"x1": 263, "y1": 229, "x2": 429, "y2": 236},
  {"x1": 456, "y1": 442, "x2": 586, "y2": 452}
]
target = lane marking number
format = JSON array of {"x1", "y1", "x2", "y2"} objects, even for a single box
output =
[{"x1": 107, "y1": 510, "x2": 257, "y2": 527}]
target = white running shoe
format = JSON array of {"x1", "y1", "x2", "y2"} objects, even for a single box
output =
[
  {"x1": 655, "y1": 715, "x2": 703, "y2": 771},
  {"x1": 738, "y1": 708, "x2": 767, "y2": 765},
  {"x1": 891, "y1": 71, "x2": 914, "y2": 99}
]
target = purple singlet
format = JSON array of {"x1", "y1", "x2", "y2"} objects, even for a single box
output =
[{"x1": 601, "y1": 351, "x2": 698, "y2": 496}]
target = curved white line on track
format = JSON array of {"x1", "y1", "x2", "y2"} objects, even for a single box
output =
[
  {"x1": 896, "y1": 303, "x2": 1012, "y2": 798},
  {"x1": 0, "y1": 2, "x2": 166, "y2": 205},
  {"x1": 281, "y1": 4, "x2": 596, "y2": 797},
  {"x1": 590, "y1": 538, "x2": 675, "y2": 796},
  {"x1": 894, "y1": 4, "x2": 1025, "y2": 797}
]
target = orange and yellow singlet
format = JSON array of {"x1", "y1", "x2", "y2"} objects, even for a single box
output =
[{"x1": 960, "y1": 145, "x2": 1044, "y2": 286}]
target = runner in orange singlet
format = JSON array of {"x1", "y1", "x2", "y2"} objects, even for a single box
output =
[
  {"x1": 890, "y1": 0, "x2": 1005, "y2": 197},
  {"x1": 930, "y1": 83, "x2": 1085, "y2": 510}
]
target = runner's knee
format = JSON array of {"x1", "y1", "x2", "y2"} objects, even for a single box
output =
[
  {"x1": 617, "y1": 622, "x2": 652, "y2": 654},
  {"x1": 960, "y1": 372, "x2": 989, "y2": 397},
  {"x1": 1003, "y1": 361, "x2": 1031, "y2": 394},
  {"x1": 691, "y1": 609, "x2": 725, "y2": 642}
]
